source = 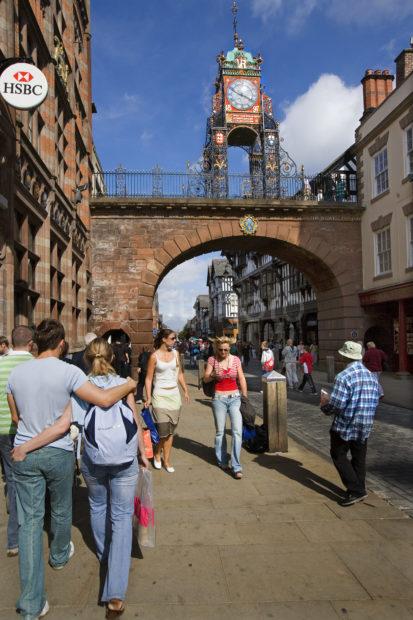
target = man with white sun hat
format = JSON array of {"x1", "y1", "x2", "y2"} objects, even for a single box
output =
[{"x1": 320, "y1": 341, "x2": 382, "y2": 507}]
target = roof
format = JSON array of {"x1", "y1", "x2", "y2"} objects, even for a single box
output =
[{"x1": 194, "y1": 295, "x2": 210, "y2": 309}]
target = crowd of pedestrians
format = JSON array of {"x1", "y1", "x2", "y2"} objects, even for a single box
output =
[{"x1": 0, "y1": 319, "x2": 387, "y2": 618}]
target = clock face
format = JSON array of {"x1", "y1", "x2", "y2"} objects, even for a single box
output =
[{"x1": 227, "y1": 79, "x2": 258, "y2": 111}]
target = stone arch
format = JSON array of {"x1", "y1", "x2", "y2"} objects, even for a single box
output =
[{"x1": 90, "y1": 201, "x2": 364, "y2": 369}]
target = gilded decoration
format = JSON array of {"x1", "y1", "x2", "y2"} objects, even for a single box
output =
[
  {"x1": 53, "y1": 36, "x2": 69, "y2": 89},
  {"x1": 239, "y1": 214, "x2": 258, "y2": 235}
]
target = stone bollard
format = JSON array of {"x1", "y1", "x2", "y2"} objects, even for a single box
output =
[
  {"x1": 326, "y1": 356, "x2": 335, "y2": 383},
  {"x1": 180, "y1": 353, "x2": 185, "y2": 373},
  {"x1": 262, "y1": 373, "x2": 288, "y2": 453},
  {"x1": 198, "y1": 358, "x2": 205, "y2": 389}
]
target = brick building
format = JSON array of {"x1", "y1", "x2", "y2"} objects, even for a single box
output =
[
  {"x1": 356, "y1": 40, "x2": 413, "y2": 374},
  {"x1": 0, "y1": 0, "x2": 93, "y2": 347}
]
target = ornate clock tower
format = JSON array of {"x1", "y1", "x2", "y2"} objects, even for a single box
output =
[{"x1": 203, "y1": 1, "x2": 284, "y2": 198}]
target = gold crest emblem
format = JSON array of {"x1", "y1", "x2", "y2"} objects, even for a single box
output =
[{"x1": 239, "y1": 215, "x2": 258, "y2": 236}]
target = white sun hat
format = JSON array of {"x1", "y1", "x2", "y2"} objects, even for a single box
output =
[{"x1": 338, "y1": 341, "x2": 363, "y2": 361}]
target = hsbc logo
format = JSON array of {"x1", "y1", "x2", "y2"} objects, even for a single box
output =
[
  {"x1": 0, "y1": 62, "x2": 48, "y2": 110},
  {"x1": 13, "y1": 71, "x2": 34, "y2": 83}
]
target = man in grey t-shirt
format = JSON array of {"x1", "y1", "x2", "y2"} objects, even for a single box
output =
[
  {"x1": 7, "y1": 319, "x2": 136, "y2": 620},
  {"x1": 282, "y1": 339, "x2": 299, "y2": 389}
]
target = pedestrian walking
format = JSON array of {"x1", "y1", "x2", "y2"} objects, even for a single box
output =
[
  {"x1": 320, "y1": 341, "x2": 382, "y2": 507},
  {"x1": 298, "y1": 346, "x2": 317, "y2": 394},
  {"x1": 0, "y1": 335, "x2": 11, "y2": 356},
  {"x1": 242, "y1": 342, "x2": 250, "y2": 368},
  {"x1": 203, "y1": 337, "x2": 248, "y2": 479},
  {"x1": 145, "y1": 329, "x2": 190, "y2": 473},
  {"x1": 7, "y1": 319, "x2": 137, "y2": 620},
  {"x1": 309, "y1": 342, "x2": 318, "y2": 366},
  {"x1": 260, "y1": 341, "x2": 275, "y2": 374},
  {"x1": 0, "y1": 326, "x2": 34, "y2": 557},
  {"x1": 282, "y1": 339, "x2": 299, "y2": 389},
  {"x1": 136, "y1": 347, "x2": 151, "y2": 403},
  {"x1": 363, "y1": 341, "x2": 388, "y2": 379},
  {"x1": 76, "y1": 338, "x2": 149, "y2": 618}
]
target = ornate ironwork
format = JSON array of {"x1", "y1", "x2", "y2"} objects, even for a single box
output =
[{"x1": 91, "y1": 169, "x2": 357, "y2": 202}]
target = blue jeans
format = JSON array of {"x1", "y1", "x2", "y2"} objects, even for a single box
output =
[
  {"x1": 13, "y1": 447, "x2": 74, "y2": 619},
  {"x1": 0, "y1": 434, "x2": 18, "y2": 549},
  {"x1": 212, "y1": 393, "x2": 242, "y2": 473},
  {"x1": 81, "y1": 454, "x2": 139, "y2": 602}
]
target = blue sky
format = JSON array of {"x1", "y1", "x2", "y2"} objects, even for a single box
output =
[{"x1": 91, "y1": 0, "x2": 411, "y2": 329}]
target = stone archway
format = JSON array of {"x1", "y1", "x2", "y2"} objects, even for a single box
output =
[{"x1": 90, "y1": 196, "x2": 364, "y2": 368}]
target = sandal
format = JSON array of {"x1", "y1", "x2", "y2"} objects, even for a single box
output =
[{"x1": 106, "y1": 600, "x2": 125, "y2": 618}]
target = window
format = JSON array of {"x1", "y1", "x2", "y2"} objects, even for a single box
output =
[
  {"x1": 405, "y1": 125, "x2": 413, "y2": 177},
  {"x1": 375, "y1": 227, "x2": 392, "y2": 275},
  {"x1": 408, "y1": 216, "x2": 413, "y2": 268},
  {"x1": 373, "y1": 148, "x2": 389, "y2": 197}
]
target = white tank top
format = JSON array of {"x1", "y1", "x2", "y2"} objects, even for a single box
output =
[{"x1": 154, "y1": 351, "x2": 179, "y2": 389}]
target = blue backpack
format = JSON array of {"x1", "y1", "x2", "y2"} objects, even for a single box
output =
[{"x1": 83, "y1": 375, "x2": 138, "y2": 466}]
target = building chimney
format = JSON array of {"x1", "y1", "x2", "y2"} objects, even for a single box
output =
[
  {"x1": 361, "y1": 69, "x2": 394, "y2": 115},
  {"x1": 395, "y1": 38, "x2": 413, "y2": 87}
]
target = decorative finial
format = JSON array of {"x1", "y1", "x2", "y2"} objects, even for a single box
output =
[{"x1": 232, "y1": 1, "x2": 239, "y2": 47}]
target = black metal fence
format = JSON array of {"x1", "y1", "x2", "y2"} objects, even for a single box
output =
[{"x1": 91, "y1": 169, "x2": 357, "y2": 203}]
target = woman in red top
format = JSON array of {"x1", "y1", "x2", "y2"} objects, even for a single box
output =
[
  {"x1": 298, "y1": 346, "x2": 317, "y2": 394},
  {"x1": 203, "y1": 337, "x2": 248, "y2": 479}
]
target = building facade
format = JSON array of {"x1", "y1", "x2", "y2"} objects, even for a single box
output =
[
  {"x1": 193, "y1": 294, "x2": 210, "y2": 338},
  {"x1": 0, "y1": 0, "x2": 93, "y2": 348},
  {"x1": 226, "y1": 252, "x2": 317, "y2": 349},
  {"x1": 207, "y1": 258, "x2": 238, "y2": 336},
  {"x1": 356, "y1": 41, "x2": 413, "y2": 373}
]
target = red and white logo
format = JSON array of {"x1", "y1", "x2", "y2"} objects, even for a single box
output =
[
  {"x1": 13, "y1": 71, "x2": 34, "y2": 83},
  {"x1": 0, "y1": 62, "x2": 48, "y2": 110}
]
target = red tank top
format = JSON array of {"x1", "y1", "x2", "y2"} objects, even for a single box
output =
[{"x1": 208, "y1": 356, "x2": 240, "y2": 392}]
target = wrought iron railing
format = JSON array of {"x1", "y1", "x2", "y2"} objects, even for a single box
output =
[{"x1": 91, "y1": 168, "x2": 357, "y2": 203}]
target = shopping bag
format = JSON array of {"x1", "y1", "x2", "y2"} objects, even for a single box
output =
[
  {"x1": 140, "y1": 407, "x2": 160, "y2": 444},
  {"x1": 142, "y1": 429, "x2": 153, "y2": 459},
  {"x1": 133, "y1": 468, "x2": 155, "y2": 548}
]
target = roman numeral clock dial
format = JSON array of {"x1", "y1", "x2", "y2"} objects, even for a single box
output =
[{"x1": 227, "y1": 79, "x2": 258, "y2": 110}]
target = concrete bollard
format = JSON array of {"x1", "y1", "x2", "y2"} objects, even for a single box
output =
[
  {"x1": 326, "y1": 356, "x2": 335, "y2": 383},
  {"x1": 198, "y1": 358, "x2": 205, "y2": 389},
  {"x1": 262, "y1": 373, "x2": 288, "y2": 453}
]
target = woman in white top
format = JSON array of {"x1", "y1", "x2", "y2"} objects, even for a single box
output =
[{"x1": 145, "y1": 329, "x2": 189, "y2": 472}]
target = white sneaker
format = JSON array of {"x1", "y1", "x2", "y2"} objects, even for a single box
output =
[
  {"x1": 51, "y1": 541, "x2": 74, "y2": 570},
  {"x1": 39, "y1": 600, "x2": 50, "y2": 618}
]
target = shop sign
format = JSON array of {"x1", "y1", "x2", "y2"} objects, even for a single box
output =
[{"x1": 0, "y1": 62, "x2": 48, "y2": 110}]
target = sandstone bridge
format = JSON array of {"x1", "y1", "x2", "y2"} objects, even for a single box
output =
[{"x1": 89, "y1": 170, "x2": 364, "y2": 368}]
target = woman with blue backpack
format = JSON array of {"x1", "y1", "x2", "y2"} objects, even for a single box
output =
[{"x1": 76, "y1": 337, "x2": 149, "y2": 618}]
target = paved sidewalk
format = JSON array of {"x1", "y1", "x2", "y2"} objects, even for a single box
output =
[{"x1": 1, "y1": 372, "x2": 413, "y2": 619}]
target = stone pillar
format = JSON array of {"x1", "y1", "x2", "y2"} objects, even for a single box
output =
[
  {"x1": 397, "y1": 299, "x2": 408, "y2": 375},
  {"x1": 262, "y1": 373, "x2": 288, "y2": 453},
  {"x1": 326, "y1": 355, "x2": 335, "y2": 383}
]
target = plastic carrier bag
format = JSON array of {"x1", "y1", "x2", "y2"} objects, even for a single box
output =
[{"x1": 133, "y1": 468, "x2": 155, "y2": 548}]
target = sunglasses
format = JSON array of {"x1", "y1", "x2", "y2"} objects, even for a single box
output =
[
  {"x1": 218, "y1": 348, "x2": 229, "y2": 352},
  {"x1": 170, "y1": 336, "x2": 177, "y2": 341}
]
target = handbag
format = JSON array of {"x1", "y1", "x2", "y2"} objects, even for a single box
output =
[
  {"x1": 202, "y1": 357, "x2": 217, "y2": 398},
  {"x1": 133, "y1": 468, "x2": 155, "y2": 548},
  {"x1": 140, "y1": 407, "x2": 160, "y2": 444}
]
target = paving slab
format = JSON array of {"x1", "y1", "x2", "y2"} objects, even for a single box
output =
[
  {"x1": 219, "y1": 548, "x2": 370, "y2": 603},
  {"x1": 332, "y1": 599, "x2": 413, "y2": 620}
]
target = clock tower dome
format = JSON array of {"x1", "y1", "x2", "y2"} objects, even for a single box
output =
[{"x1": 203, "y1": 1, "x2": 289, "y2": 198}]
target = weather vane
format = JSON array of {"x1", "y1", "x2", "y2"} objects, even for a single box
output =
[{"x1": 232, "y1": 0, "x2": 239, "y2": 46}]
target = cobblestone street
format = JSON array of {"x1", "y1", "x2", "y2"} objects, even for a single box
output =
[{"x1": 245, "y1": 363, "x2": 413, "y2": 515}]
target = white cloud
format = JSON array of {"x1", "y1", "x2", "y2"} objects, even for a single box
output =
[
  {"x1": 157, "y1": 252, "x2": 220, "y2": 331},
  {"x1": 95, "y1": 92, "x2": 142, "y2": 122},
  {"x1": 279, "y1": 74, "x2": 363, "y2": 173},
  {"x1": 252, "y1": 0, "x2": 413, "y2": 30}
]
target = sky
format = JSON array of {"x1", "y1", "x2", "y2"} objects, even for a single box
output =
[{"x1": 91, "y1": 0, "x2": 411, "y2": 330}]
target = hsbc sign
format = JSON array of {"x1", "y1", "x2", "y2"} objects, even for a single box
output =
[{"x1": 0, "y1": 62, "x2": 48, "y2": 110}]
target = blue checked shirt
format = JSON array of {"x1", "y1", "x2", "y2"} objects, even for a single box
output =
[{"x1": 322, "y1": 362, "x2": 381, "y2": 442}]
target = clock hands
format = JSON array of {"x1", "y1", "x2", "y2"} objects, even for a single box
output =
[{"x1": 229, "y1": 87, "x2": 254, "y2": 103}]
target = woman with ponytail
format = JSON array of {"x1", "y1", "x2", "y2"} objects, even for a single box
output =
[
  {"x1": 144, "y1": 329, "x2": 189, "y2": 473},
  {"x1": 78, "y1": 337, "x2": 149, "y2": 617}
]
